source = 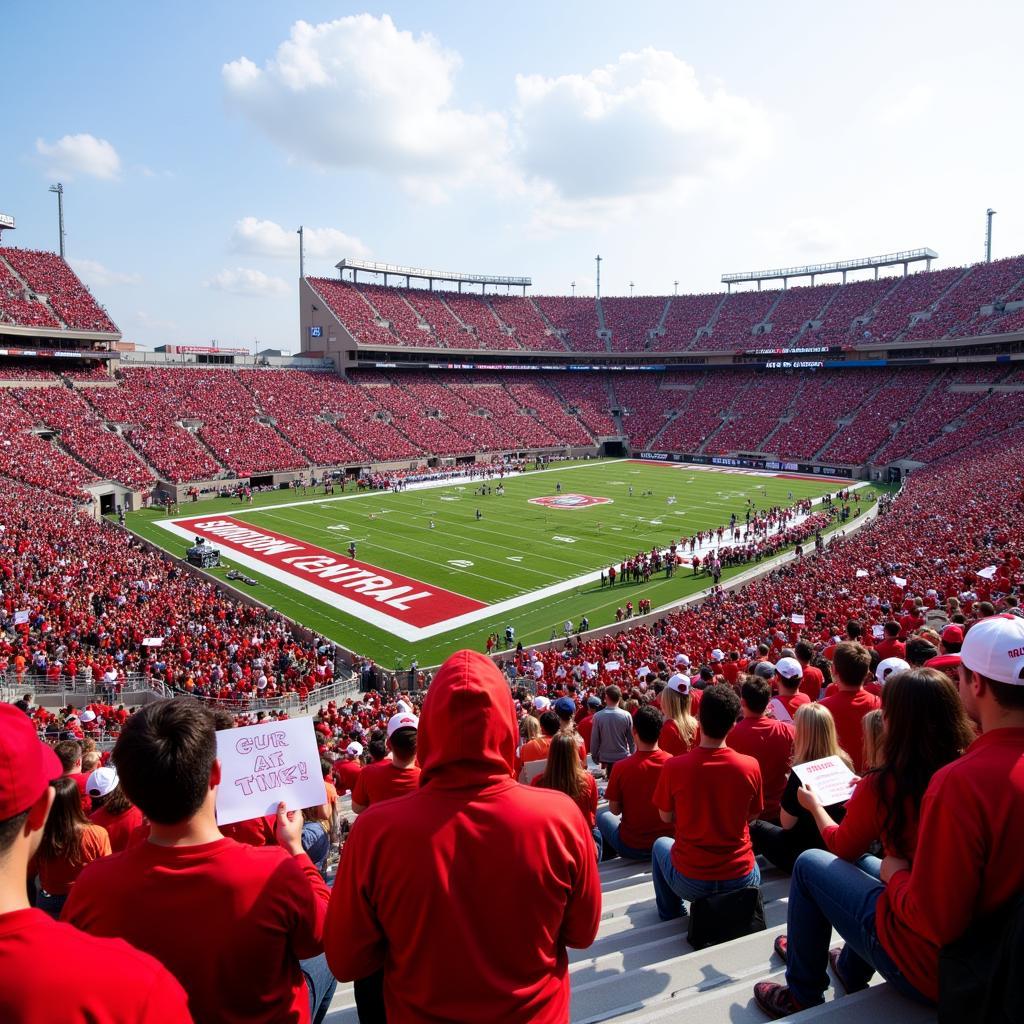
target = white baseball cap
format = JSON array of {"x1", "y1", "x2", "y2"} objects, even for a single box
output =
[
  {"x1": 710, "y1": 648, "x2": 725, "y2": 662},
  {"x1": 876, "y1": 657, "x2": 910, "y2": 685},
  {"x1": 80, "y1": 709, "x2": 97, "y2": 723},
  {"x1": 345, "y1": 741, "x2": 364, "y2": 758},
  {"x1": 775, "y1": 657, "x2": 803, "y2": 680},
  {"x1": 961, "y1": 614, "x2": 1024, "y2": 686},
  {"x1": 533, "y1": 696, "x2": 551, "y2": 711},
  {"x1": 674, "y1": 653, "x2": 691, "y2": 668},
  {"x1": 386, "y1": 712, "x2": 419, "y2": 739},
  {"x1": 666, "y1": 673, "x2": 691, "y2": 694},
  {"x1": 86, "y1": 766, "x2": 119, "y2": 798}
]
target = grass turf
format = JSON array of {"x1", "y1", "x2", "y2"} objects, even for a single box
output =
[{"x1": 125, "y1": 459, "x2": 880, "y2": 667}]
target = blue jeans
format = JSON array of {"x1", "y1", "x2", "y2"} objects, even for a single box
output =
[
  {"x1": 597, "y1": 809, "x2": 653, "y2": 860},
  {"x1": 651, "y1": 836, "x2": 761, "y2": 920},
  {"x1": 300, "y1": 953, "x2": 338, "y2": 1024},
  {"x1": 785, "y1": 849, "x2": 930, "y2": 1008}
]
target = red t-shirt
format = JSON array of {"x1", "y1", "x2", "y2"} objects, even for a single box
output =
[
  {"x1": 0, "y1": 908, "x2": 191, "y2": 1023},
  {"x1": 532, "y1": 772, "x2": 598, "y2": 828},
  {"x1": 726, "y1": 716, "x2": 795, "y2": 822},
  {"x1": 89, "y1": 804, "x2": 146, "y2": 854},
  {"x1": 67, "y1": 772, "x2": 92, "y2": 813},
  {"x1": 654, "y1": 745, "x2": 763, "y2": 880},
  {"x1": 874, "y1": 637, "x2": 906, "y2": 661},
  {"x1": 721, "y1": 661, "x2": 741, "y2": 686},
  {"x1": 658, "y1": 718, "x2": 695, "y2": 757},
  {"x1": 606, "y1": 748, "x2": 673, "y2": 850},
  {"x1": 798, "y1": 666, "x2": 824, "y2": 701},
  {"x1": 63, "y1": 838, "x2": 330, "y2": 1024},
  {"x1": 332, "y1": 757, "x2": 363, "y2": 797},
  {"x1": 577, "y1": 714, "x2": 595, "y2": 753},
  {"x1": 772, "y1": 691, "x2": 810, "y2": 721},
  {"x1": 820, "y1": 688, "x2": 882, "y2": 773},
  {"x1": 352, "y1": 760, "x2": 421, "y2": 808},
  {"x1": 218, "y1": 814, "x2": 275, "y2": 847},
  {"x1": 879, "y1": 727, "x2": 1024, "y2": 1002}
]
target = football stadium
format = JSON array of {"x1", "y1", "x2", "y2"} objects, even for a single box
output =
[{"x1": 2, "y1": 5, "x2": 1023, "y2": 1024}]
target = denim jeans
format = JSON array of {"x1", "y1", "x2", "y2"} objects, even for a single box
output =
[
  {"x1": 596, "y1": 809, "x2": 653, "y2": 860},
  {"x1": 651, "y1": 836, "x2": 761, "y2": 920},
  {"x1": 300, "y1": 953, "x2": 338, "y2": 1024},
  {"x1": 591, "y1": 825, "x2": 604, "y2": 861},
  {"x1": 785, "y1": 849, "x2": 930, "y2": 1008}
]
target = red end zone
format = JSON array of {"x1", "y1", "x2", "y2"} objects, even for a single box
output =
[{"x1": 175, "y1": 516, "x2": 485, "y2": 628}]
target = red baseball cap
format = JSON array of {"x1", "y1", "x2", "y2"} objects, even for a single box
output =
[
  {"x1": 0, "y1": 704, "x2": 63, "y2": 818},
  {"x1": 941, "y1": 625, "x2": 964, "y2": 644}
]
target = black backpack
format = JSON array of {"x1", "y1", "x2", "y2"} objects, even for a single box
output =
[
  {"x1": 687, "y1": 885, "x2": 766, "y2": 950},
  {"x1": 938, "y1": 890, "x2": 1024, "y2": 1024}
]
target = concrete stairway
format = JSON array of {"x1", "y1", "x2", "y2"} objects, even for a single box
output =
[{"x1": 323, "y1": 854, "x2": 933, "y2": 1024}]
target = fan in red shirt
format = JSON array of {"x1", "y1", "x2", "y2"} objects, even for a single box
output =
[
  {"x1": 531, "y1": 734, "x2": 601, "y2": 857},
  {"x1": 819, "y1": 643, "x2": 881, "y2": 774},
  {"x1": 728, "y1": 676, "x2": 795, "y2": 823},
  {"x1": 598, "y1": 704, "x2": 673, "y2": 859},
  {"x1": 352, "y1": 712, "x2": 421, "y2": 813},
  {"x1": 85, "y1": 766, "x2": 145, "y2": 853},
  {"x1": 652, "y1": 684, "x2": 763, "y2": 921},
  {"x1": 794, "y1": 641, "x2": 825, "y2": 701},
  {"x1": 0, "y1": 704, "x2": 192, "y2": 1023},
  {"x1": 770, "y1": 658, "x2": 811, "y2": 722},
  {"x1": 331, "y1": 741, "x2": 364, "y2": 796},
  {"x1": 54, "y1": 739, "x2": 92, "y2": 813},
  {"x1": 755, "y1": 662, "x2": 977, "y2": 1017},
  {"x1": 63, "y1": 700, "x2": 336, "y2": 1024},
  {"x1": 873, "y1": 621, "x2": 906, "y2": 662},
  {"x1": 325, "y1": 649, "x2": 601, "y2": 1024}
]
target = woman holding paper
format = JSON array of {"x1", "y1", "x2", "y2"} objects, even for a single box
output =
[
  {"x1": 750, "y1": 704, "x2": 851, "y2": 873},
  {"x1": 797, "y1": 667, "x2": 974, "y2": 870}
]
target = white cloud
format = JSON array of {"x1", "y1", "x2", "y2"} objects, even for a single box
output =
[
  {"x1": 878, "y1": 85, "x2": 934, "y2": 126},
  {"x1": 35, "y1": 134, "x2": 122, "y2": 181},
  {"x1": 223, "y1": 15, "x2": 509, "y2": 192},
  {"x1": 70, "y1": 258, "x2": 141, "y2": 287},
  {"x1": 204, "y1": 268, "x2": 291, "y2": 297},
  {"x1": 514, "y1": 49, "x2": 771, "y2": 203},
  {"x1": 230, "y1": 216, "x2": 370, "y2": 260}
]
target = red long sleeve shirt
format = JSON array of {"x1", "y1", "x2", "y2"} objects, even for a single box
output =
[
  {"x1": 821, "y1": 771, "x2": 918, "y2": 861},
  {"x1": 63, "y1": 837, "x2": 330, "y2": 1024},
  {"x1": 877, "y1": 727, "x2": 1024, "y2": 1002},
  {"x1": 0, "y1": 908, "x2": 192, "y2": 1023},
  {"x1": 325, "y1": 649, "x2": 602, "y2": 1024}
]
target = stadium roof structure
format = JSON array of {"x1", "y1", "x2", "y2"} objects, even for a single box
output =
[
  {"x1": 335, "y1": 258, "x2": 531, "y2": 294},
  {"x1": 721, "y1": 248, "x2": 939, "y2": 290}
]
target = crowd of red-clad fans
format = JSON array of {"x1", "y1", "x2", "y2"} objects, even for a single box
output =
[{"x1": 1, "y1": 431, "x2": 1023, "y2": 1021}]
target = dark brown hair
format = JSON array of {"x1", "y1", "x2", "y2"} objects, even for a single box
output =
[
  {"x1": 537, "y1": 734, "x2": 588, "y2": 801},
  {"x1": 38, "y1": 776, "x2": 90, "y2": 866},
  {"x1": 832, "y1": 642, "x2": 871, "y2": 688},
  {"x1": 874, "y1": 668, "x2": 975, "y2": 859}
]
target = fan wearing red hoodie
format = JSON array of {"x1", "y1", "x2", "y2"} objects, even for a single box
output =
[
  {"x1": 325, "y1": 649, "x2": 601, "y2": 1024},
  {"x1": 0, "y1": 704, "x2": 192, "y2": 1024},
  {"x1": 63, "y1": 700, "x2": 336, "y2": 1024}
]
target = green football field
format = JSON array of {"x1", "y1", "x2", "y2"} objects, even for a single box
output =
[{"x1": 125, "y1": 459, "x2": 877, "y2": 667}]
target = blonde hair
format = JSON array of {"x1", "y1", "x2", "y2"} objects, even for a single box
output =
[
  {"x1": 661, "y1": 685, "x2": 697, "y2": 750},
  {"x1": 793, "y1": 703, "x2": 853, "y2": 770},
  {"x1": 861, "y1": 708, "x2": 885, "y2": 771},
  {"x1": 520, "y1": 714, "x2": 541, "y2": 743}
]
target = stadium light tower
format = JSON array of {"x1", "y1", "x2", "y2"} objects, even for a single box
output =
[
  {"x1": 629, "y1": 281, "x2": 635, "y2": 298},
  {"x1": 297, "y1": 226, "x2": 305, "y2": 279},
  {"x1": 570, "y1": 280, "x2": 576, "y2": 297},
  {"x1": 985, "y1": 209, "x2": 996, "y2": 263},
  {"x1": 595, "y1": 255, "x2": 602, "y2": 300},
  {"x1": 48, "y1": 183, "x2": 65, "y2": 259},
  {"x1": 674, "y1": 280, "x2": 679, "y2": 296}
]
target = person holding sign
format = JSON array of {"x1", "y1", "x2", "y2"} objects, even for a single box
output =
[
  {"x1": 325, "y1": 649, "x2": 601, "y2": 1023},
  {"x1": 750, "y1": 704, "x2": 852, "y2": 873},
  {"x1": 0, "y1": 704, "x2": 192, "y2": 1023},
  {"x1": 63, "y1": 701, "x2": 337, "y2": 1024},
  {"x1": 756, "y1": 667, "x2": 975, "y2": 1017}
]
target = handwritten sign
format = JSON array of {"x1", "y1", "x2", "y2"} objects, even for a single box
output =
[
  {"x1": 792, "y1": 755, "x2": 857, "y2": 807},
  {"x1": 215, "y1": 717, "x2": 326, "y2": 826},
  {"x1": 791, "y1": 613, "x2": 806, "y2": 625}
]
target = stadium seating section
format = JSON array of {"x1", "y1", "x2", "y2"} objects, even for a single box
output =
[{"x1": 309, "y1": 252, "x2": 1024, "y2": 352}]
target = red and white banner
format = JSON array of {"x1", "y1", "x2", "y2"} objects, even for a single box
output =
[{"x1": 170, "y1": 516, "x2": 485, "y2": 630}]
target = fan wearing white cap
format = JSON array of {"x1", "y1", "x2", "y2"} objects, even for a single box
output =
[
  {"x1": 875, "y1": 657, "x2": 910, "y2": 686},
  {"x1": 87, "y1": 765, "x2": 145, "y2": 853},
  {"x1": 332, "y1": 740, "x2": 365, "y2": 798},
  {"x1": 771, "y1": 658, "x2": 810, "y2": 723},
  {"x1": 659, "y1": 674, "x2": 698, "y2": 756},
  {"x1": 351, "y1": 713, "x2": 421, "y2": 815}
]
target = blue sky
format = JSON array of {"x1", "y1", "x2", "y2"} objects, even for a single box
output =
[{"x1": 5, "y1": 1, "x2": 1022, "y2": 350}]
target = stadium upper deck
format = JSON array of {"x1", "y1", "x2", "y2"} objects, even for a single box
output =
[{"x1": 305, "y1": 253, "x2": 1024, "y2": 355}]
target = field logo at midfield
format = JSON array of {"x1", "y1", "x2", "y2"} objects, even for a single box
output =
[
  {"x1": 168, "y1": 516, "x2": 485, "y2": 629},
  {"x1": 529, "y1": 494, "x2": 612, "y2": 510}
]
